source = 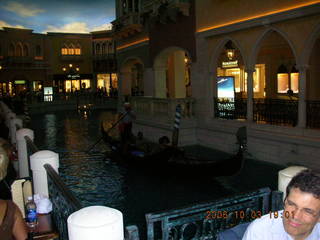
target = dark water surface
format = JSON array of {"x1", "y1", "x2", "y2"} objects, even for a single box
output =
[{"x1": 30, "y1": 109, "x2": 284, "y2": 238}]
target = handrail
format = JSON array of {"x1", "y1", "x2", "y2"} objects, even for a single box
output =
[{"x1": 44, "y1": 164, "x2": 82, "y2": 240}]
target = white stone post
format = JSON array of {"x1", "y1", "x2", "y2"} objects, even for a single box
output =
[
  {"x1": 278, "y1": 166, "x2": 307, "y2": 201},
  {"x1": 30, "y1": 150, "x2": 59, "y2": 197},
  {"x1": 6, "y1": 112, "x2": 16, "y2": 129},
  {"x1": 9, "y1": 118, "x2": 23, "y2": 145},
  {"x1": 16, "y1": 128, "x2": 34, "y2": 178},
  {"x1": 68, "y1": 206, "x2": 124, "y2": 240}
]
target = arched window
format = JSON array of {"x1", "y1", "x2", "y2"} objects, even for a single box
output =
[
  {"x1": 102, "y1": 43, "x2": 106, "y2": 55},
  {"x1": 68, "y1": 44, "x2": 75, "y2": 55},
  {"x1": 23, "y1": 44, "x2": 28, "y2": 56},
  {"x1": 61, "y1": 44, "x2": 68, "y2": 55},
  {"x1": 17, "y1": 43, "x2": 23, "y2": 56},
  {"x1": 9, "y1": 43, "x2": 15, "y2": 56},
  {"x1": 75, "y1": 44, "x2": 81, "y2": 55},
  {"x1": 36, "y1": 45, "x2": 41, "y2": 56},
  {"x1": 96, "y1": 44, "x2": 100, "y2": 55}
]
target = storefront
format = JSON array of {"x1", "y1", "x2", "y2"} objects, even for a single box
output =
[
  {"x1": 53, "y1": 74, "x2": 93, "y2": 93},
  {"x1": 97, "y1": 73, "x2": 118, "y2": 95}
]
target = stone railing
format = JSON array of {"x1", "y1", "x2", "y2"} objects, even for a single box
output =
[{"x1": 131, "y1": 97, "x2": 195, "y2": 119}]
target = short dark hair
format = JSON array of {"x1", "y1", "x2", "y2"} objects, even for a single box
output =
[{"x1": 286, "y1": 169, "x2": 320, "y2": 199}]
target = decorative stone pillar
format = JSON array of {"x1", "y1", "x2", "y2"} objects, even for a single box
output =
[
  {"x1": 297, "y1": 65, "x2": 308, "y2": 128},
  {"x1": 245, "y1": 68, "x2": 255, "y2": 121},
  {"x1": 30, "y1": 150, "x2": 59, "y2": 197},
  {"x1": 16, "y1": 128, "x2": 34, "y2": 178},
  {"x1": 154, "y1": 66, "x2": 167, "y2": 98},
  {"x1": 68, "y1": 206, "x2": 124, "y2": 240},
  {"x1": 9, "y1": 118, "x2": 23, "y2": 145},
  {"x1": 143, "y1": 67, "x2": 154, "y2": 97}
]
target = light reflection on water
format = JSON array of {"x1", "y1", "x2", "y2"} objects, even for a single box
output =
[{"x1": 30, "y1": 109, "x2": 231, "y2": 237}]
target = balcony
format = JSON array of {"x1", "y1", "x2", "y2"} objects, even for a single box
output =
[
  {"x1": 5, "y1": 56, "x2": 33, "y2": 64},
  {"x1": 60, "y1": 55, "x2": 84, "y2": 62}
]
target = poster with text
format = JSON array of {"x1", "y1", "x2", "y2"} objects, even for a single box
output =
[{"x1": 217, "y1": 76, "x2": 235, "y2": 99}]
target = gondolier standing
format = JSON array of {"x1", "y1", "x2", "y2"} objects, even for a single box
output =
[{"x1": 118, "y1": 102, "x2": 136, "y2": 154}]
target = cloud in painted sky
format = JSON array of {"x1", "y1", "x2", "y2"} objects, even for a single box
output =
[
  {"x1": 91, "y1": 23, "x2": 112, "y2": 32},
  {"x1": 43, "y1": 22, "x2": 90, "y2": 33},
  {"x1": 3, "y1": 1, "x2": 45, "y2": 17},
  {"x1": 0, "y1": 20, "x2": 25, "y2": 29}
]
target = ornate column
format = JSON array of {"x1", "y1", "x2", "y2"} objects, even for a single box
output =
[
  {"x1": 297, "y1": 65, "x2": 308, "y2": 128},
  {"x1": 153, "y1": 66, "x2": 167, "y2": 98},
  {"x1": 245, "y1": 68, "x2": 255, "y2": 121}
]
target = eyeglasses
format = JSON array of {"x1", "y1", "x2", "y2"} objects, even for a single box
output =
[{"x1": 284, "y1": 199, "x2": 320, "y2": 219}]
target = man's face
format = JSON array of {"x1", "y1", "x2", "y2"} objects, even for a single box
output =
[{"x1": 283, "y1": 187, "x2": 320, "y2": 239}]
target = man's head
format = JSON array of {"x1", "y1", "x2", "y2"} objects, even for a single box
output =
[{"x1": 283, "y1": 169, "x2": 320, "y2": 239}]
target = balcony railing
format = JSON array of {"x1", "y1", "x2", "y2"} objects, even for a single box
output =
[
  {"x1": 253, "y1": 98, "x2": 298, "y2": 127},
  {"x1": 131, "y1": 97, "x2": 194, "y2": 119},
  {"x1": 307, "y1": 100, "x2": 320, "y2": 129}
]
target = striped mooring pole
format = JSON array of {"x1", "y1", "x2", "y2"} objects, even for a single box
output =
[{"x1": 172, "y1": 104, "x2": 182, "y2": 147}]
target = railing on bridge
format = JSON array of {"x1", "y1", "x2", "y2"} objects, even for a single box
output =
[
  {"x1": 134, "y1": 187, "x2": 282, "y2": 240},
  {"x1": 131, "y1": 97, "x2": 195, "y2": 119},
  {"x1": 44, "y1": 164, "x2": 82, "y2": 240}
]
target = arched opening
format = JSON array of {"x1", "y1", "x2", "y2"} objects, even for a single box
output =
[
  {"x1": 120, "y1": 58, "x2": 144, "y2": 97},
  {"x1": 16, "y1": 43, "x2": 23, "y2": 57},
  {"x1": 36, "y1": 45, "x2": 41, "y2": 56},
  {"x1": 154, "y1": 47, "x2": 191, "y2": 98},
  {"x1": 253, "y1": 30, "x2": 298, "y2": 126},
  {"x1": 23, "y1": 44, "x2": 28, "y2": 56},
  {"x1": 75, "y1": 44, "x2": 81, "y2": 55},
  {"x1": 68, "y1": 44, "x2": 75, "y2": 55},
  {"x1": 214, "y1": 40, "x2": 247, "y2": 119},
  {"x1": 102, "y1": 43, "x2": 106, "y2": 55},
  {"x1": 96, "y1": 43, "x2": 101, "y2": 55}
]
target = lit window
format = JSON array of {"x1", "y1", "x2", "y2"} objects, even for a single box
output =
[
  {"x1": 277, "y1": 73, "x2": 289, "y2": 93},
  {"x1": 61, "y1": 48, "x2": 68, "y2": 55},
  {"x1": 75, "y1": 48, "x2": 81, "y2": 55},
  {"x1": 290, "y1": 73, "x2": 299, "y2": 93},
  {"x1": 68, "y1": 48, "x2": 74, "y2": 55}
]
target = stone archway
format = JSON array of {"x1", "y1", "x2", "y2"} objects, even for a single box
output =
[
  {"x1": 250, "y1": 28, "x2": 298, "y2": 126},
  {"x1": 154, "y1": 47, "x2": 192, "y2": 98},
  {"x1": 119, "y1": 57, "x2": 144, "y2": 97},
  {"x1": 210, "y1": 37, "x2": 248, "y2": 120}
]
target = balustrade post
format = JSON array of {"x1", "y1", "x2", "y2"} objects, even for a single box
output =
[
  {"x1": 278, "y1": 166, "x2": 307, "y2": 201},
  {"x1": 68, "y1": 206, "x2": 124, "y2": 240},
  {"x1": 9, "y1": 118, "x2": 23, "y2": 145},
  {"x1": 16, "y1": 128, "x2": 34, "y2": 178},
  {"x1": 297, "y1": 65, "x2": 308, "y2": 128},
  {"x1": 30, "y1": 150, "x2": 59, "y2": 197},
  {"x1": 245, "y1": 68, "x2": 255, "y2": 121},
  {"x1": 5, "y1": 112, "x2": 16, "y2": 129}
]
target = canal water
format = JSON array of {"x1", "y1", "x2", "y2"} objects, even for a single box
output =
[{"x1": 30, "y1": 109, "x2": 284, "y2": 239}]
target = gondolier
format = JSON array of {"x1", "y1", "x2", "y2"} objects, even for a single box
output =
[{"x1": 118, "y1": 102, "x2": 136, "y2": 153}]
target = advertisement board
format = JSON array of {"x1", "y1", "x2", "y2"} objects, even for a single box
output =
[{"x1": 217, "y1": 76, "x2": 235, "y2": 99}]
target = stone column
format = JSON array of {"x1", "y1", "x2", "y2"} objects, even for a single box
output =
[
  {"x1": 245, "y1": 68, "x2": 255, "y2": 121},
  {"x1": 154, "y1": 66, "x2": 167, "y2": 98},
  {"x1": 143, "y1": 67, "x2": 154, "y2": 97},
  {"x1": 297, "y1": 65, "x2": 308, "y2": 128},
  {"x1": 173, "y1": 51, "x2": 186, "y2": 98}
]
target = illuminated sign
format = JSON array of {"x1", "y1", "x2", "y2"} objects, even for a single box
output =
[
  {"x1": 222, "y1": 60, "x2": 238, "y2": 68},
  {"x1": 67, "y1": 74, "x2": 80, "y2": 80},
  {"x1": 14, "y1": 80, "x2": 26, "y2": 84}
]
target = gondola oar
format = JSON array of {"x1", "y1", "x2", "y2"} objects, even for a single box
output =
[{"x1": 86, "y1": 111, "x2": 128, "y2": 152}]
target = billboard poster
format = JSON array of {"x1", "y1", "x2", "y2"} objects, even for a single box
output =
[{"x1": 217, "y1": 76, "x2": 235, "y2": 99}]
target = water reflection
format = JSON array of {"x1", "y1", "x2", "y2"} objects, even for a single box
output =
[{"x1": 30, "y1": 110, "x2": 231, "y2": 237}]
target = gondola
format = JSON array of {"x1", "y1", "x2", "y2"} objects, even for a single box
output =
[{"x1": 101, "y1": 124, "x2": 246, "y2": 177}]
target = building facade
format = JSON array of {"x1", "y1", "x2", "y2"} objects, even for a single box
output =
[
  {"x1": 114, "y1": 0, "x2": 320, "y2": 169},
  {"x1": 0, "y1": 28, "x2": 49, "y2": 97},
  {"x1": 0, "y1": 28, "x2": 118, "y2": 97}
]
